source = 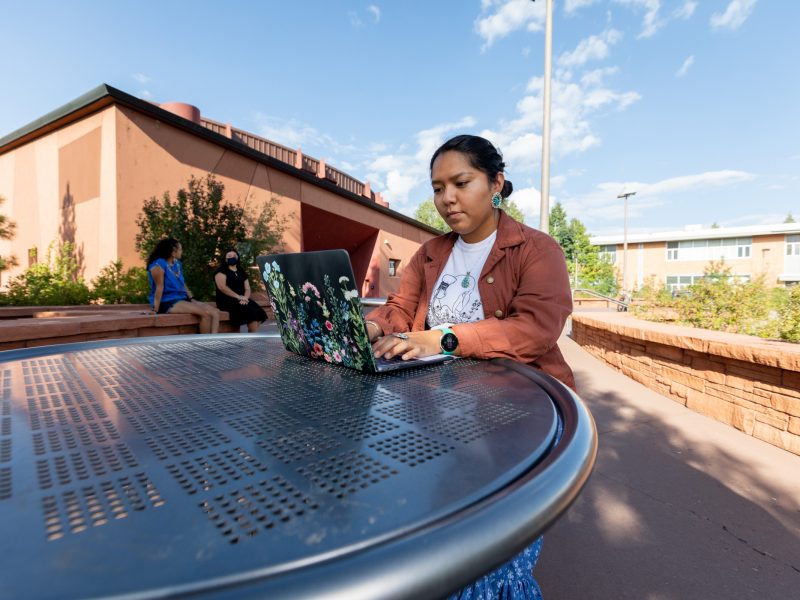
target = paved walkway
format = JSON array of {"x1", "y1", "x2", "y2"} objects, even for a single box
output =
[
  {"x1": 257, "y1": 321, "x2": 799, "y2": 598},
  {"x1": 537, "y1": 334, "x2": 800, "y2": 599}
]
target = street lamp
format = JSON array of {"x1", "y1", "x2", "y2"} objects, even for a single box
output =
[
  {"x1": 533, "y1": 0, "x2": 553, "y2": 233},
  {"x1": 617, "y1": 190, "x2": 636, "y2": 294}
]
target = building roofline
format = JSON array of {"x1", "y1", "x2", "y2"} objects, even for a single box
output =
[
  {"x1": 0, "y1": 84, "x2": 442, "y2": 236},
  {"x1": 591, "y1": 222, "x2": 800, "y2": 245}
]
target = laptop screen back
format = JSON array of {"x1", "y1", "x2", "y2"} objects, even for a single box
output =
[{"x1": 257, "y1": 250, "x2": 377, "y2": 371}]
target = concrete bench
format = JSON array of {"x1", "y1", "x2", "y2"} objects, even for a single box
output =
[{"x1": 0, "y1": 296, "x2": 273, "y2": 351}]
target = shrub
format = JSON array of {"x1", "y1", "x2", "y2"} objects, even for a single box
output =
[
  {"x1": 91, "y1": 260, "x2": 150, "y2": 304},
  {"x1": 676, "y1": 262, "x2": 769, "y2": 335},
  {"x1": 2, "y1": 242, "x2": 91, "y2": 306},
  {"x1": 776, "y1": 285, "x2": 800, "y2": 342}
]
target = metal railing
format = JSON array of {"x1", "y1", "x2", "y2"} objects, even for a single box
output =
[
  {"x1": 199, "y1": 118, "x2": 369, "y2": 201},
  {"x1": 572, "y1": 288, "x2": 628, "y2": 311}
]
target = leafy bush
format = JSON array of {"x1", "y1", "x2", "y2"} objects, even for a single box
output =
[
  {"x1": 90, "y1": 260, "x2": 150, "y2": 304},
  {"x1": 776, "y1": 285, "x2": 800, "y2": 342},
  {"x1": 675, "y1": 262, "x2": 769, "y2": 335},
  {"x1": 1, "y1": 242, "x2": 91, "y2": 306},
  {"x1": 135, "y1": 175, "x2": 288, "y2": 300}
]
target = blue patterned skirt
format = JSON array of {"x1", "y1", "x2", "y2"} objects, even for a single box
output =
[{"x1": 447, "y1": 536, "x2": 544, "y2": 600}]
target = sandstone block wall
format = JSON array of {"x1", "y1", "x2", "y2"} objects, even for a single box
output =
[{"x1": 571, "y1": 313, "x2": 800, "y2": 456}]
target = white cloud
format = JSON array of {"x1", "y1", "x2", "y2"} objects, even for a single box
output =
[
  {"x1": 565, "y1": 0, "x2": 695, "y2": 38},
  {"x1": 612, "y1": 0, "x2": 663, "y2": 38},
  {"x1": 366, "y1": 117, "x2": 477, "y2": 210},
  {"x1": 132, "y1": 73, "x2": 151, "y2": 84},
  {"x1": 521, "y1": 46, "x2": 531, "y2": 58},
  {"x1": 475, "y1": 0, "x2": 546, "y2": 51},
  {"x1": 565, "y1": 0, "x2": 600, "y2": 14},
  {"x1": 581, "y1": 66, "x2": 619, "y2": 87},
  {"x1": 675, "y1": 55, "x2": 694, "y2": 78},
  {"x1": 711, "y1": 0, "x2": 758, "y2": 31},
  {"x1": 508, "y1": 185, "x2": 546, "y2": 224},
  {"x1": 367, "y1": 4, "x2": 380, "y2": 23},
  {"x1": 139, "y1": 90, "x2": 153, "y2": 100},
  {"x1": 674, "y1": 1, "x2": 697, "y2": 20},
  {"x1": 557, "y1": 29, "x2": 623, "y2": 68},
  {"x1": 563, "y1": 170, "x2": 757, "y2": 222}
]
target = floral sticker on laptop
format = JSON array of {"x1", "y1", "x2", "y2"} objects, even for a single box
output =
[{"x1": 262, "y1": 261, "x2": 372, "y2": 369}]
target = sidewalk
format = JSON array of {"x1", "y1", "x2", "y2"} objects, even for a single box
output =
[{"x1": 537, "y1": 335, "x2": 800, "y2": 599}]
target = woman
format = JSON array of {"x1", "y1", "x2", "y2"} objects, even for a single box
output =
[
  {"x1": 214, "y1": 249, "x2": 267, "y2": 333},
  {"x1": 366, "y1": 135, "x2": 574, "y2": 598},
  {"x1": 147, "y1": 238, "x2": 220, "y2": 334}
]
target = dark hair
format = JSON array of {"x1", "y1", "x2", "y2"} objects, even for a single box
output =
[
  {"x1": 430, "y1": 135, "x2": 514, "y2": 199},
  {"x1": 217, "y1": 248, "x2": 242, "y2": 272},
  {"x1": 146, "y1": 238, "x2": 180, "y2": 266}
]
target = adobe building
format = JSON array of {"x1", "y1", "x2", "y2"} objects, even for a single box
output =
[
  {"x1": 592, "y1": 223, "x2": 800, "y2": 292},
  {"x1": 0, "y1": 84, "x2": 439, "y2": 296}
]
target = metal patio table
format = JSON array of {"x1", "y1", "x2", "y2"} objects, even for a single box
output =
[{"x1": 0, "y1": 334, "x2": 596, "y2": 599}]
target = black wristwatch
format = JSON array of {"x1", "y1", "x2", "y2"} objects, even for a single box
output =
[{"x1": 439, "y1": 327, "x2": 458, "y2": 355}]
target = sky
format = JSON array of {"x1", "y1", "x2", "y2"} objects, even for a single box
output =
[{"x1": 1, "y1": 0, "x2": 798, "y2": 236}]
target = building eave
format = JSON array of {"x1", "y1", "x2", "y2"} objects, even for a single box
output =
[{"x1": 0, "y1": 84, "x2": 442, "y2": 237}]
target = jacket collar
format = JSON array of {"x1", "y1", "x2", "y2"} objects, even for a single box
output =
[{"x1": 424, "y1": 209, "x2": 525, "y2": 262}]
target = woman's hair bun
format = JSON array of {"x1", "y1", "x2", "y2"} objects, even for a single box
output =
[{"x1": 501, "y1": 180, "x2": 513, "y2": 199}]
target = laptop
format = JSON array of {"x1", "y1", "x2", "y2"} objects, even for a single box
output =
[{"x1": 257, "y1": 250, "x2": 455, "y2": 373}]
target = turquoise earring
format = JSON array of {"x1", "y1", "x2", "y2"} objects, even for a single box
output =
[{"x1": 491, "y1": 192, "x2": 502, "y2": 208}]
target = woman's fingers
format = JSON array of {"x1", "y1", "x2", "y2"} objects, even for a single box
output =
[{"x1": 371, "y1": 331, "x2": 437, "y2": 360}]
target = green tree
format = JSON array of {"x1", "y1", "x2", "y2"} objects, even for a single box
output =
[
  {"x1": 711, "y1": 222, "x2": 720, "y2": 229},
  {"x1": 549, "y1": 202, "x2": 616, "y2": 295},
  {"x1": 414, "y1": 197, "x2": 448, "y2": 231},
  {"x1": 785, "y1": 212, "x2": 796, "y2": 224},
  {"x1": 0, "y1": 195, "x2": 17, "y2": 273},
  {"x1": 135, "y1": 175, "x2": 288, "y2": 299},
  {"x1": 503, "y1": 198, "x2": 525, "y2": 223},
  {"x1": 2, "y1": 241, "x2": 90, "y2": 306},
  {"x1": 90, "y1": 260, "x2": 150, "y2": 304}
]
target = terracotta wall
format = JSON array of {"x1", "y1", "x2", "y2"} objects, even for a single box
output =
[
  {"x1": 0, "y1": 109, "x2": 118, "y2": 284},
  {"x1": 571, "y1": 312, "x2": 800, "y2": 456},
  {"x1": 0, "y1": 103, "x2": 436, "y2": 296}
]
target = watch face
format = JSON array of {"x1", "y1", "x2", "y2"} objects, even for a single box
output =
[{"x1": 440, "y1": 332, "x2": 458, "y2": 353}]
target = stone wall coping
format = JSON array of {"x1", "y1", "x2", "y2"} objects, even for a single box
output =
[{"x1": 572, "y1": 312, "x2": 800, "y2": 372}]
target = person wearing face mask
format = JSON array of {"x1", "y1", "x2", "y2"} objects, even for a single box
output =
[{"x1": 214, "y1": 249, "x2": 268, "y2": 333}]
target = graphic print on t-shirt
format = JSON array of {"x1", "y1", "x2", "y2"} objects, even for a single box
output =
[{"x1": 428, "y1": 272, "x2": 483, "y2": 324}]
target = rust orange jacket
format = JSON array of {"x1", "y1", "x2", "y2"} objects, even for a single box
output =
[{"x1": 367, "y1": 210, "x2": 575, "y2": 390}]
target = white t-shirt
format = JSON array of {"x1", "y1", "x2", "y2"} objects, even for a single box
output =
[{"x1": 427, "y1": 231, "x2": 497, "y2": 327}]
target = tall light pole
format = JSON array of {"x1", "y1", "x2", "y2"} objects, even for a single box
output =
[
  {"x1": 617, "y1": 190, "x2": 636, "y2": 294},
  {"x1": 538, "y1": 0, "x2": 553, "y2": 233}
]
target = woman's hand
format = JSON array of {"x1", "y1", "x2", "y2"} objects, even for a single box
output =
[
  {"x1": 238, "y1": 295, "x2": 248, "y2": 305},
  {"x1": 371, "y1": 330, "x2": 442, "y2": 361}
]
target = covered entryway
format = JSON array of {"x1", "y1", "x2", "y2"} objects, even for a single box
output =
[{"x1": 300, "y1": 203, "x2": 380, "y2": 296}]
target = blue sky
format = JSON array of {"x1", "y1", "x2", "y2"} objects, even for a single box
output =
[{"x1": 1, "y1": 0, "x2": 797, "y2": 236}]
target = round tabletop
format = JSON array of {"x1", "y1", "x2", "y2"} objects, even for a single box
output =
[{"x1": 0, "y1": 334, "x2": 596, "y2": 599}]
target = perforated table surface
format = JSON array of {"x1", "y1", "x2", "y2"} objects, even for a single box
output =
[{"x1": 0, "y1": 334, "x2": 596, "y2": 600}]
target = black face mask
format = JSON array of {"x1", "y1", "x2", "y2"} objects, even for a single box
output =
[{"x1": 226, "y1": 257, "x2": 238, "y2": 266}]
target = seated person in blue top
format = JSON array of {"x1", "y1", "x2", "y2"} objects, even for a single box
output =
[
  {"x1": 214, "y1": 249, "x2": 267, "y2": 333},
  {"x1": 147, "y1": 238, "x2": 220, "y2": 334}
]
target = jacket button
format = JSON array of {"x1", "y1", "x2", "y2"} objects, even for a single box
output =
[
  {"x1": 494, "y1": 309, "x2": 503, "y2": 318},
  {"x1": 486, "y1": 276, "x2": 495, "y2": 284}
]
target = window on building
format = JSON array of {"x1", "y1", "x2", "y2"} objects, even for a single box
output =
[
  {"x1": 388, "y1": 259, "x2": 400, "y2": 277},
  {"x1": 666, "y1": 273, "x2": 750, "y2": 291},
  {"x1": 786, "y1": 234, "x2": 800, "y2": 256},
  {"x1": 597, "y1": 244, "x2": 616, "y2": 263},
  {"x1": 665, "y1": 237, "x2": 751, "y2": 261}
]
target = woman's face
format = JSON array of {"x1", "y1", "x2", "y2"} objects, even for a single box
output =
[
  {"x1": 431, "y1": 151, "x2": 503, "y2": 243},
  {"x1": 173, "y1": 243, "x2": 183, "y2": 259},
  {"x1": 225, "y1": 251, "x2": 239, "y2": 265}
]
